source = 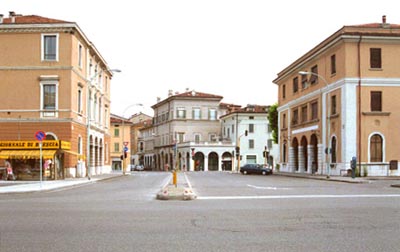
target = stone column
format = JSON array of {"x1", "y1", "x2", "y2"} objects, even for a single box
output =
[{"x1": 298, "y1": 146, "x2": 305, "y2": 173}]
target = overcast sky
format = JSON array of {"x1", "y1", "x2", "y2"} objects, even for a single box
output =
[{"x1": 3, "y1": 0, "x2": 400, "y2": 116}]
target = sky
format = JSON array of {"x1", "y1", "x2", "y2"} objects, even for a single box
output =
[{"x1": 2, "y1": 0, "x2": 400, "y2": 117}]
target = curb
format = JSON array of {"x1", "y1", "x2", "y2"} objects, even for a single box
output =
[{"x1": 274, "y1": 172, "x2": 368, "y2": 184}]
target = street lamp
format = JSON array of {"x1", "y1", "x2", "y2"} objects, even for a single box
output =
[
  {"x1": 299, "y1": 71, "x2": 331, "y2": 178},
  {"x1": 86, "y1": 68, "x2": 121, "y2": 180},
  {"x1": 121, "y1": 103, "x2": 143, "y2": 175}
]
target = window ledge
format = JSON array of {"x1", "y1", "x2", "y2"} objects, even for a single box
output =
[
  {"x1": 329, "y1": 114, "x2": 340, "y2": 119},
  {"x1": 369, "y1": 68, "x2": 383, "y2": 71},
  {"x1": 362, "y1": 112, "x2": 390, "y2": 116}
]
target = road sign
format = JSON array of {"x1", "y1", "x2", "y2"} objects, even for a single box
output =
[
  {"x1": 123, "y1": 146, "x2": 129, "y2": 152},
  {"x1": 35, "y1": 130, "x2": 46, "y2": 141},
  {"x1": 123, "y1": 142, "x2": 129, "y2": 146}
]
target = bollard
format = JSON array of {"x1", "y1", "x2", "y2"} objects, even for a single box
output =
[{"x1": 172, "y1": 170, "x2": 177, "y2": 187}]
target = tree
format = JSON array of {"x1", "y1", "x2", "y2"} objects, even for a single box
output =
[{"x1": 268, "y1": 103, "x2": 278, "y2": 144}]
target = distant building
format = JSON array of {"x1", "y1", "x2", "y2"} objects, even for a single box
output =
[
  {"x1": 0, "y1": 12, "x2": 115, "y2": 179},
  {"x1": 273, "y1": 16, "x2": 400, "y2": 176},
  {"x1": 141, "y1": 89, "x2": 277, "y2": 172},
  {"x1": 110, "y1": 114, "x2": 132, "y2": 172},
  {"x1": 220, "y1": 105, "x2": 278, "y2": 170}
]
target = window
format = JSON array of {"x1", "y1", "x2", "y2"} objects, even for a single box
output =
[
  {"x1": 177, "y1": 108, "x2": 186, "y2": 119},
  {"x1": 310, "y1": 65, "x2": 318, "y2": 85},
  {"x1": 77, "y1": 88, "x2": 83, "y2": 114},
  {"x1": 249, "y1": 124, "x2": 254, "y2": 133},
  {"x1": 301, "y1": 74, "x2": 307, "y2": 89},
  {"x1": 114, "y1": 128, "x2": 120, "y2": 137},
  {"x1": 370, "y1": 134, "x2": 383, "y2": 162},
  {"x1": 282, "y1": 85, "x2": 286, "y2": 99},
  {"x1": 292, "y1": 109, "x2": 298, "y2": 125},
  {"x1": 193, "y1": 108, "x2": 201, "y2": 120},
  {"x1": 301, "y1": 106, "x2": 307, "y2": 123},
  {"x1": 249, "y1": 139, "x2": 254, "y2": 149},
  {"x1": 210, "y1": 134, "x2": 217, "y2": 142},
  {"x1": 78, "y1": 43, "x2": 83, "y2": 68},
  {"x1": 41, "y1": 82, "x2": 58, "y2": 117},
  {"x1": 249, "y1": 116, "x2": 254, "y2": 120},
  {"x1": 331, "y1": 95, "x2": 337, "y2": 115},
  {"x1": 232, "y1": 124, "x2": 235, "y2": 134},
  {"x1": 42, "y1": 34, "x2": 58, "y2": 61},
  {"x1": 209, "y1": 109, "x2": 217, "y2": 120},
  {"x1": 370, "y1": 48, "x2": 382, "y2": 69},
  {"x1": 371, "y1": 91, "x2": 382, "y2": 112},
  {"x1": 194, "y1": 134, "x2": 201, "y2": 144},
  {"x1": 331, "y1": 136, "x2": 337, "y2": 163},
  {"x1": 311, "y1": 101, "x2": 318, "y2": 120},
  {"x1": 177, "y1": 133, "x2": 184, "y2": 143},
  {"x1": 283, "y1": 114, "x2": 286, "y2": 128},
  {"x1": 331, "y1": 54, "x2": 336, "y2": 75},
  {"x1": 293, "y1": 77, "x2": 299, "y2": 93},
  {"x1": 114, "y1": 143, "x2": 120, "y2": 152},
  {"x1": 78, "y1": 136, "x2": 82, "y2": 155}
]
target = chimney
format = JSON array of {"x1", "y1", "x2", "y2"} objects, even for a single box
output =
[
  {"x1": 0, "y1": 14, "x2": 3, "y2": 24},
  {"x1": 382, "y1": 15, "x2": 387, "y2": 24},
  {"x1": 9, "y1": 11, "x2": 16, "y2": 23},
  {"x1": 168, "y1": 90, "x2": 173, "y2": 97}
]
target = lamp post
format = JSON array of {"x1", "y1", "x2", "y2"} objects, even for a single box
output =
[
  {"x1": 299, "y1": 71, "x2": 331, "y2": 178},
  {"x1": 121, "y1": 103, "x2": 143, "y2": 175},
  {"x1": 86, "y1": 68, "x2": 121, "y2": 180}
]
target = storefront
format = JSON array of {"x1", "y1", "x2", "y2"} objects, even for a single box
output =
[{"x1": 0, "y1": 140, "x2": 72, "y2": 181}]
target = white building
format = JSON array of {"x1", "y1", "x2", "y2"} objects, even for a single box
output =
[{"x1": 221, "y1": 105, "x2": 278, "y2": 171}]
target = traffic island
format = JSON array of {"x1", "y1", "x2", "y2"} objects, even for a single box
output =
[
  {"x1": 156, "y1": 185, "x2": 196, "y2": 200},
  {"x1": 156, "y1": 171, "x2": 197, "y2": 201}
]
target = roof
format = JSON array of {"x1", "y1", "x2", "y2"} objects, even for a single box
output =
[
  {"x1": 152, "y1": 90, "x2": 223, "y2": 108},
  {"x1": 1, "y1": 14, "x2": 72, "y2": 25},
  {"x1": 220, "y1": 105, "x2": 269, "y2": 119}
]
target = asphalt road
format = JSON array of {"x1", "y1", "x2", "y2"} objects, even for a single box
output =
[{"x1": 0, "y1": 172, "x2": 399, "y2": 252}]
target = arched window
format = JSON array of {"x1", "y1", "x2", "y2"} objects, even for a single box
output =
[
  {"x1": 331, "y1": 136, "x2": 337, "y2": 163},
  {"x1": 370, "y1": 134, "x2": 383, "y2": 162}
]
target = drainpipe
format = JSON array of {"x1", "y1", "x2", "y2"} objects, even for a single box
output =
[{"x1": 357, "y1": 35, "x2": 362, "y2": 175}]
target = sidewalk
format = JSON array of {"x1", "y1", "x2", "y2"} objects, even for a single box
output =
[
  {"x1": 0, "y1": 172, "x2": 123, "y2": 194},
  {"x1": 275, "y1": 171, "x2": 400, "y2": 187}
]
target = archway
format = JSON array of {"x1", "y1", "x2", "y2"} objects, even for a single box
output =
[
  {"x1": 301, "y1": 136, "x2": 308, "y2": 172},
  {"x1": 194, "y1": 152, "x2": 205, "y2": 171},
  {"x1": 292, "y1": 137, "x2": 299, "y2": 172},
  {"x1": 208, "y1": 152, "x2": 219, "y2": 171},
  {"x1": 311, "y1": 134, "x2": 318, "y2": 173},
  {"x1": 222, "y1": 152, "x2": 233, "y2": 171}
]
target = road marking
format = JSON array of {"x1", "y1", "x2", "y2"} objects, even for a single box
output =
[
  {"x1": 247, "y1": 184, "x2": 291, "y2": 190},
  {"x1": 197, "y1": 194, "x2": 400, "y2": 200}
]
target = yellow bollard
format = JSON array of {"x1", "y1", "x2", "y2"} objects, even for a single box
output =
[{"x1": 172, "y1": 170, "x2": 177, "y2": 187}]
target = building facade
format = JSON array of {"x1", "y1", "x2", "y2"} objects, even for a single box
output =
[
  {"x1": 273, "y1": 16, "x2": 400, "y2": 176},
  {"x1": 0, "y1": 12, "x2": 115, "y2": 179},
  {"x1": 110, "y1": 114, "x2": 132, "y2": 172},
  {"x1": 220, "y1": 105, "x2": 278, "y2": 171}
]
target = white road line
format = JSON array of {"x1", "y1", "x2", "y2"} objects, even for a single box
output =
[
  {"x1": 197, "y1": 194, "x2": 400, "y2": 200},
  {"x1": 247, "y1": 184, "x2": 291, "y2": 190}
]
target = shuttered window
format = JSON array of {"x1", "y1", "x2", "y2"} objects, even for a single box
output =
[
  {"x1": 371, "y1": 91, "x2": 382, "y2": 112},
  {"x1": 370, "y1": 48, "x2": 382, "y2": 69},
  {"x1": 370, "y1": 134, "x2": 383, "y2": 162}
]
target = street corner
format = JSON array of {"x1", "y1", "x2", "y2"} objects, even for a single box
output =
[{"x1": 156, "y1": 185, "x2": 197, "y2": 201}]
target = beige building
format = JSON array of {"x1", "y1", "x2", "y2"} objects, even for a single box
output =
[
  {"x1": 150, "y1": 90, "x2": 236, "y2": 171},
  {"x1": 0, "y1": 12, "x2": 115, "y2": 179},
  {"x1": 273, "y1": 16, "x2": 400, "y2": 176}
]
